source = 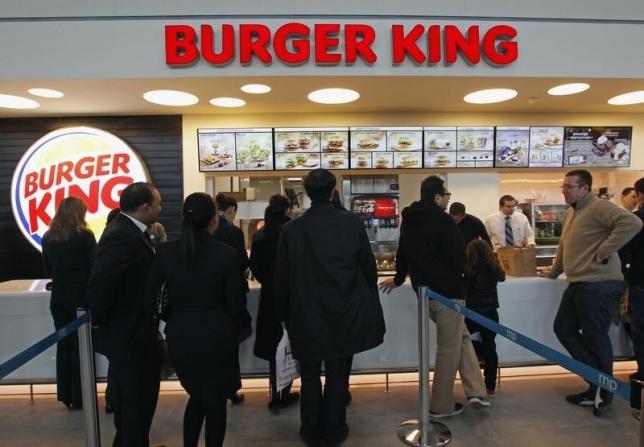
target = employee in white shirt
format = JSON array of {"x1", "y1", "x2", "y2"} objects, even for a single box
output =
[{"x1": 485, "y1": 195, "x2": 535, "y2": 249}]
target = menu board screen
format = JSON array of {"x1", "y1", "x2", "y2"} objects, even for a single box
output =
[
  {"x1": 529, "y1": 127, "x2": 564, "y2": 167},
  {"x1": 495, "y1": 127, "x2": 530, "y2": 168},
  {"x1": 350, "y1": 127, "x2": 422, "y2": 169},
  {"x1": 424, "y1": 127, "x2": 456, "y2": 168},
  {"x1": 275, "y1": 127, "x2": 349, "y2": 170},
  {"x1": 456, "y1": 127, "x2": 495, "y2": 167},
  {"x1": 198, "y1": 128, "x2": 273, "y2": 172},
  {"x1": 563, "y1": 127, "x2": 632, "y2": 167}
]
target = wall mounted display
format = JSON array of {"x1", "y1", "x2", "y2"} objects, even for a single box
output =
[
  {"x1": 350, "y1": 127, "x2": 422, "y2": 169},
  {"x1": 529, "y1": 127, "x2": 564, "y2": 168},
  {"x1": 563, "y1": 127, "x2": 632, "y2": 167},
  {"x1": 456, "y1": 126, "x2": 495, "y2": 167},
  {"x1": 198, "y1": 128, "x2": 273, "y2": 172},
  {"x1": 424, "y1": 127, "x2": 456, "y2": 168},
  {"x1": 275, "y1": 127, "x2": 349, "y2": 170},
  {"x1": 495, "y1": 126, "x2": 530, "y2": 167}
]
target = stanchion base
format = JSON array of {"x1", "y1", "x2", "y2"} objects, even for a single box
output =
[{"x1": 397, "y1": 419, "x2": 451, "y2": 446}]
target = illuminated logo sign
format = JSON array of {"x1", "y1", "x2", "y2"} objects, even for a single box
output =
[{"x1": 11, "y1": 127, "x2": 150, "y2": 251}]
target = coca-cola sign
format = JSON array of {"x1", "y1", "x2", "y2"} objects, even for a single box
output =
[
  {"x1": 352, "y1": 197, "x2": 398, "y2": 218},
  {"x1": 352, "y1": 199, "x2": 376, "y2": 216}
]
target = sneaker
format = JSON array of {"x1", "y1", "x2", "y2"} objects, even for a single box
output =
[
  {"x1": 593, "y1": 388, "x2": 613, "y2": 417},
  {"x1": 486, "y1": 389, "x2": 496, "y2": 398},
  {"x1": 468, "y1": 396, "x2": 491, "y2": 407},
  {"x1": 430, "y1": 403, "x2": 464, "y2": 418},
  {"x1": 565, "y1": 387, "x2": 595, "y2": 406}
]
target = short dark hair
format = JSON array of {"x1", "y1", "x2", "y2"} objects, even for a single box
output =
[
  {"x1": 420, "y1": 176, "x2": 446, "y2": 202},
  {"x1": 635, "y1": 178, "x2": 644, "y2": 194},
  {"x1": 214, "y1": 193, "x2": 237, "y2": 212},
  {"x1": 565, "y1": 169, "x2": 593, "y2": 190},
  {"x1": 304, "y1": 169, "x2": 336, "y2": 202},
  {"x1": 622, "y1": 187, "x2": 635, "y2": 197},
  {"x1": 119, "y1": 182, "x2": 156, "y2": 212},
  {"x1": 499, "y1": 195, "x2": 516, "y2": 207},
  {"x1": 449, "y1": 202, "x2": 466, "y2": 216}
]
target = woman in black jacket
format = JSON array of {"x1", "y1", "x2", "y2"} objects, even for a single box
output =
[
  {"x1": 42, "y1": 197, "x2": 96, "y2": 410},
  {"x1": 250, "y1": 194, "x2": 299, "y2": 411},
  {"x1": 464, "y1": 239, "x2": 506, "y2": 398},
  {"x1": 145, "y1": 193, "x2": 245, "y2": 447}
]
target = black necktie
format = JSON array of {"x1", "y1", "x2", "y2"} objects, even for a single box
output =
[{"x1": 505, "y1": 216, "x2": 514, "y2": 247}]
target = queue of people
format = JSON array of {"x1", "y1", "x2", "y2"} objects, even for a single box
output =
[{"x1": 40, "y1": 169, "x2": 644, "y2": 446}]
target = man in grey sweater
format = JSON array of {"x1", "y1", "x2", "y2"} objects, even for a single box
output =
[{"x1": 540, "y1": 169, "x2": 642, "y2": 416}]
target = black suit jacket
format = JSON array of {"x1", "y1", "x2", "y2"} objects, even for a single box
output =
[{"x1": 88, "y1": 213, "x2": 157, "y2": 361}]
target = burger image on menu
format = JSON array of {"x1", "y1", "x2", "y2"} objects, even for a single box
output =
[
  {"x1": 284, "y1": 139, "x2": 299, "y2": 151},
  {"x1": 395, "y1": 135, "x2": 413, "y2": 150},
  {"x1": 356, "y1": 155, "x2": 369, "y2": 168},
  {"x1": 434, "y1": 155, "x2": 451, "y2": 167},
  {"x1": 324, "y1": 134, "x2": 345, "y2": 152},
  {"x1": 358, "y1": 138, "x2": 380, "y2": 150},
  {"x1": 398, "y1": 155, "x2": 419, "y2": 168},
  {"x1": 299, "y1": 135, "x2": 312, "y2": 149},
  {"x1": 375, "y1": 156, "x2": 390, "y2": 169},
  {"x1": 327, "y1": 156, "x2": 345, "y2": 168},
  {"x1": 296, "y1": 154, "x2": 308, "y2": 166}
]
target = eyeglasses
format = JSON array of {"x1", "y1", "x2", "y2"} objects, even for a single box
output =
[
  {"x1": 560, "y1": 184, "x2": 581, "y2": 191},
  {"x1": 440, "y1": 192, "x2": 452, "y2": 197}
]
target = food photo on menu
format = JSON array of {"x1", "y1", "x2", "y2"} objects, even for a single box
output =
[
  {"x1": 275, "y1": 152, "x2": 320, "y2": 170},
  {"x1": 350, "y1": 152, "x2": 372, "y2": 169},
  {"x1": 386, "y1": 128, "x2": 423, "y2": 151},
  {"x1": 394, "y1": 152, "x2": 422, "y2": 169},
  {"x1": 321, "y1": 130, "x2": 349, "y2": 153},
  {"x1": 321, "y1": 153, "x2": 349, "y2": 169},
  {"x1": 198, "y1": 130, "x2": 236, "y2": 172},
  {"x1": 563, "y1": 126, "x2": 632, "y2": 167},
  {"x1": 235, "y1": 131, "x2": 273, "y2": 171},
  {"x1": 529, "y1": 127, "x2": 564, "y2": 167},
  {"x1": 495, "y1": 126, "x2": 530, "y2": 168},
  {"x1": 424, "y1": 151, "x2": 456, "y2": 168},
  {"x1": 456, "y1": 126, "x2": 495, "y2": 167},
  {"x1": 275, "y1": 128, "x2": 321, "y2": 153},
  {"x1": 425, "y1": 127, "x2": 457, "y2": 151},
  {"x1": 349, "y1": 128, "x2": 387, "y2": 152}
]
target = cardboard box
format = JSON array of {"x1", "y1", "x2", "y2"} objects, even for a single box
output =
[{"x1": 496, "y1": 247, "x2": 537, "y2": 277}]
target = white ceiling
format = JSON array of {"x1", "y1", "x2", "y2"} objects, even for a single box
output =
[{"x1": 1, "y1": 76, "x2": 643, "y2": 117}]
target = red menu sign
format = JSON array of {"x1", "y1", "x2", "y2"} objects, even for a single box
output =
[{"x1": 352, "y1": 198, "x2": 398, "y2": 218}]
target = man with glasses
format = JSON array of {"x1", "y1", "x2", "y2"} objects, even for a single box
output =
[
  {"x1": 540, "y1": 170, "x2": 641, "y2": 416},
  {"x1": 380, "y1": 175, "x2": 489, "y2": 418},
  {"x1": 485, "y1": 195, "x2": 535, "y2": 250}
]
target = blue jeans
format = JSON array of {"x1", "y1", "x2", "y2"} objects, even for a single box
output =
[
  {"x1": 553, "y1": 281, "x2": 623, "y2": 376},
  {"x1": 630, "y1": 286, "x2": 644, "y2": 378}
]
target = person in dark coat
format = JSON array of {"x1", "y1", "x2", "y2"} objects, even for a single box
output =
[
  {"x1": 250, "y1": 194, "x2": 299, "y2": 412},
  {"x1": 449, "y1": 202, "x2": 492, "y2": 247},
  {"x1": 41, "y1": 196, "x2": 96, "y2": 410},
  {"x1": 275, "y1": 169, "x2": 386, "y2": 446},
  {"x1": 145, "y1": 192, "x2": 245, "y2": 447},
  {"x1": 88, "y1": 182, "x2": 162, "y2": 446},
  {"x1": 464, "y1": 239, "x2": 506, "y2": 397}
]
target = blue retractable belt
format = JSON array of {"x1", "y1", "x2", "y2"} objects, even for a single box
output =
[
  {"x1": 0, "y1": 313, "x2": 88, "y2": 380},
  {"x1": 423, "y1": 288, "x2": 631, "y2": 401}
]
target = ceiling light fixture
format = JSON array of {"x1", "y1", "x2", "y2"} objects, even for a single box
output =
[
  {"x1": 143, "y1": 90, "x2": 199, "y2": 106},
  {"x1": 547, "y1": 83, "x2": 590, "y2": 96},
  {"x1": 241, "y1": 84, "x2": 271, "y2": 94},
  {"x1": 463, "y1": 88, "x2": 517, "y2": 104},
  {"x1": 210, "y1": 97, "x2": 246, "y2": 107},
  {"x1": 0, "y1": 94, "x2": 40, "y2": 109},
  {"x1": 307, "y1": 88, "x2": 360, "y2": 104},
  {"x1": 28, "y1": 88, "x2": 64, "y2": 98},
  {"x1": 608, "y1": 90, "x2": 644, "y2": 106}
]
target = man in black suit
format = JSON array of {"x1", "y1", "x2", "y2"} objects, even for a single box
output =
[
  {"x1": 275, "y1": 169, "x2": 386, "y2": 446},
  {"x1": 88, "y1": 182, "x2": 162, "y2": 446}
]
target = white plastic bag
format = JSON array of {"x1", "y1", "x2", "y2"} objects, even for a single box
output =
[{"x1": 275, "y1": 328, "x2": 300, "y2": 392}]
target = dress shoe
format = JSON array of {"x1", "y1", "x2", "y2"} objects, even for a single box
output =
[
  {"x1": 565, "y1": 386, "x2": 596, "y2": 406},
  {"x1": 593, "y1": 388, "x2": 613, "y2": 417},
  {"x1": 229, "y1": 392, "x2": 245, "y2": 405},
  {"x1": 280, "y1": 392, "x2": 300, "y2": 408}
]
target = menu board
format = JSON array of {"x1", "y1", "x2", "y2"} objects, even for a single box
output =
[
  {"x1": 495, "y1": 127, "x2": 530, "y2": 168},
  {"x1": 198, "y1": 128, "x2": 273, "y2": 172},
  {"x1": 350, "y1": 127, "x2": 422, "y2": 169},
  {"x1": 563, "y1": 127, "x2": 632, "y2": 167},
  {"x1": 424, "y1": 127, "x2": 456, "y2": 168},
  {"x1": 456, "y1": 127, "x2": 495, "y2": 167},
  {"x1": 529, "y1": 127, "x2": 564, "y2": 167},
  {"x1": 275, "y1": 127, "x2": 349, "y2": 170}
]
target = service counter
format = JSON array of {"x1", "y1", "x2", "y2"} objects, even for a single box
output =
[{"x1": 0, "y1": 277, "x2": 633, "y2": 382}]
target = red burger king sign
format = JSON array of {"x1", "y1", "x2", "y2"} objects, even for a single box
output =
[{"x1": 11, "y1": 127, "x2": 150, "y2": 251}]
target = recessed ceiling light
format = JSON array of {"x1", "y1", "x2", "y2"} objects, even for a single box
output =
[
  {"x1": 463, "y1": 88, "x2": 517, "y2": 104},
  {"x1": 0, "y1": 94, "x2": 40, "y2": 109},
  {"x1": 143, "y1": 90, "x2": 198, "y2": 106},
  {"x1": 547, "y1": 83, "x2": 590, "y2": 96},
  {"x1": 210, "y1": 97, "x2": 246, "y2": 108},
  {"x1": 608, "y1": 90, "x2": 644, "y2": 106},
  {"x1": 28, "y1": 88, "x2": 64, "y2": 98},
  {"x1": 307, "y1": 88, "x2": 360, "y2": 104},
  {"x1": 240, "y1": 84, "x2": 271, "y2": 94}
]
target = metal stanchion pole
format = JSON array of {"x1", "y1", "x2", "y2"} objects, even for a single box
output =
[
  {"x1": 77, "y1": 309, "x2": 101, "y2": 447},
  {"x1": 397, "y1": 287, "x2": 451, "y2": 447}
]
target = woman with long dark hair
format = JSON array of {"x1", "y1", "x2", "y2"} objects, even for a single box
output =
[
  {"x1": 250, "y1": 194, "x2": 299, "y2": 411},
  {"x1": 464, "y1": 239, "x2": 506, "y2": 398},
  {"x1": 42, "y1": 197, "x2": 96, "y2": 410},
  {"x1": 145, "y1": 192, "x2": 245, "y2": 446}
]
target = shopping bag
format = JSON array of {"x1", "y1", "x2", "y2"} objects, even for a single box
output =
[{"x1": 275, "y1": 328, "x2": 300, "y2": 392}]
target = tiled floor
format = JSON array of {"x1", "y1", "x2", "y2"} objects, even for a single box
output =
[{"x1": 0, "y1": 373, "x2": 640, "y2": 446}]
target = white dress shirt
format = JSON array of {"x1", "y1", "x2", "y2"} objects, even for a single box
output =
[
  {"x1": 120, "y1": 212, "x2": 148, "y2": 233},
  {"x1": 484, "y1": 211, "x2": 535, "y2": 248}
]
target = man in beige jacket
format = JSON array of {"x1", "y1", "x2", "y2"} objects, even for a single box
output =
[{"x1": 540, "y1": 169, "x2": 642, "y2": 416}]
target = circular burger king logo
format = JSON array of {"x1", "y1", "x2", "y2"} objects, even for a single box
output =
[{"x1": 11, "y1": 126, "x2": 150, "y2": 251}]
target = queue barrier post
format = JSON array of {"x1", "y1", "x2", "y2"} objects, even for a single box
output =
[
  {"x1": 397, "y1": 286, "x2": 451, "y2": 447},
  {"x1": 77, "y1": 308, "x2": 101, "y2": 447}
]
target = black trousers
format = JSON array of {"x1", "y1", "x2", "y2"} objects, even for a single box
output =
[
  {"x1": 299, "y1": 358, "x2": 348, "y2": 444},
  {"x1": 465, "y1": 309, "x2": 499, "y2": 391},
  {"x1": 110, "y1": 346, "x2": 161, "y2": 447},
  {"x1": 51, "y1": 305, "x2": 82, "y2": 407}
]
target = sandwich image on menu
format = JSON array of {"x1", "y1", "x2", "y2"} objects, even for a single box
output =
[
  {"x1": 275, "y1": 129, "x2": 320, "y2": 153},
  {"x1": 350, "y1": 128, "x2": 387, "y2": 151},
  {"x1": 350, "y1": 153, "x2": 372, "y2": 169},
  {"x1": 198, "y1": 130, "x2": 237, "y2": 172},
  {"x1": 529, "y1": 127, "x2": 564, "y2": 167},
  {"x1": 387, "y1": 128, "x2": 423, "y2": 152},
  {"x1": 321, "y1": 130, "x2": 349, "y2": 153},
  {"x1": 321, "y1": 153, "x2": 348, "y2": 169}
]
